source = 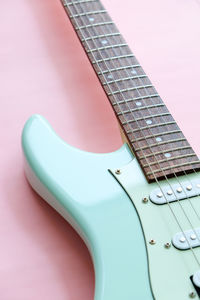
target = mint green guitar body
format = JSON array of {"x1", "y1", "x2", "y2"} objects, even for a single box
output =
[{"x1": 22, "y1": 115, "x2": 200, "y2": 300}]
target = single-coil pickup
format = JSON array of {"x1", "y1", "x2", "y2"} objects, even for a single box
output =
[
  {"x1": 150, "y1": 179, "x2": 200, "y2": 205},
  {"x1": 172, "y1": 228, "x2": 200, "y2": 250}
]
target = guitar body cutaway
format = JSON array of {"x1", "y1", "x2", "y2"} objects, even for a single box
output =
[
  {"x1": 22, "y1": 114, "x2": 200, "y2": 299},
  {"x1": 22, "y1": 114, "x2": 153, "y2": 300}
]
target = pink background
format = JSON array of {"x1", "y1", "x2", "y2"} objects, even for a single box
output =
[{"x1": 1, "y1": 0, "x2": 200, "y2": 299}]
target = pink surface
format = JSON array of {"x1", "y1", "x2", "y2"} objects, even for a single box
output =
[{"x1": 1, "y1": 0, "x2": 200, "y2": 299}]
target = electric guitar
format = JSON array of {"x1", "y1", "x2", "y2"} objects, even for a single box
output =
[{"x1": 22, "y1": 0, "x2": 200, "y2": 299}]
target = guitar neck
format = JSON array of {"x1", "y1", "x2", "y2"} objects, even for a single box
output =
[{"x1": 61, "y1": 0, "x2": 200, "y2": 182}]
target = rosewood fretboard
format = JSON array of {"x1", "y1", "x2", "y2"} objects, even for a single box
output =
[{"x1": 61, "y1": 0, "x2": 200, "y2": 182}]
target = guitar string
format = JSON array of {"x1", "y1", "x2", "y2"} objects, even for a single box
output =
[
  {"x1": 93, "y1": 2, "x2": 200, "y2": 224},
  {"x1": 78, "y1": 0, "x2": 200, "y2": 249},
  {"x1": 93, "y1": 1, "x2": 200, "y2": 231},
  {"x1": 66, "y1": 0, "x2": 200, "y2": 266},
  {"x1": 65, "y1": 0, "x2": 200, "y2": 267},
  {"x1": 88, "y1": 0, "x2": 200, "y2": 253}
]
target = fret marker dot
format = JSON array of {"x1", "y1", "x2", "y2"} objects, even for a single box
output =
[
  {"x1": 146, "y1": 120, "x2": 152, "y2": 125},
  {"x1": 107, "y1": 74, "x2": 113, "y2": 79},
  {"x1": 89, "y1": 17, "x2": 94, "y2": 22},
  {"x1": 165, "y1": 153, "x2": 171, "y2": 158},
  {"x1": 101, "y1": 40, "x2": 108, "y2": 45},
  {"x1": 131, "y1": 69, "x2": 137, "y2": 75},
  {"x1": 136, "y1": 101, "x2": 142, "y2": 106},
  {"x1": 156, "y1": 137, "x2": 162, "y2": 142}
]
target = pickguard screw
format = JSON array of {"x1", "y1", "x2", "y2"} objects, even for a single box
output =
[
  {"x1": 142, "y1": 197, "x2": 149, "y2": 203},
  {"x1": 115, "y1": 169, "x2": 121, "y2": 175},
  {"x1": 149, "y1": 239, "x2": 156, "y2": 245},
  {"x1": 164, "y1": 242, "x2": 171, "y2": 249},
  {"x1": 189, "y1": 292, "x2": 196, "y2": 298}
]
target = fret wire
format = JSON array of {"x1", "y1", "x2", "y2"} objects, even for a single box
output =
[
  {"x1": 143, "y1": 153, "x2": 197, "y2": 167},
  {"x1": 146, "y1": 161, "x2": 200, "y2": 175},
  {"x1": 65, "y1": 1, "x2": 199, "y2": 185},
  {"x1": 64, "y1": 0, "x2": 96, "y2": 6},
  {"x1": 93, "y1": 54, "x2": 134, "y2": 64},
  {"x1": 131, "y1": 130, "x2": 182, "y2": 142},
  {"x1": 87, "y1": 43, "x2": 128, "y2": 53},
  {"x1": 85, "y1": 2, "x2": 169, "y2": 166},
  {"x1": 70, "y1": 10, "x2": 107, "y2": 18},
  {"x1": 117, "y1": 103, "x2": 165, "y2": 115},
  {"x1": 98, "y1": 64, "x2": 141, "y2": 74},
  {"x1": 121, "y1": 112, "x2": 171, "y2": 125},
  {"x1": 67, "y1": 2, "x2": 169, "y2": 183},
  {"x1": 101, "y1": 13, "x2": 197, "y2": 188},
  {"x1": 108, "y1": 4, "x2": 200, "y2": 253},
  {"x1": 76, "y1": 21, "x2": 114, "y2": 30},
  {"x1": 107, "y1": 84, "x2": 153, "y2": 96},
  {"x1": 103, "y1": 74, "x2": 147, "y2": 86},
  {"x1": 90, "y1": 1, "x2": 200, "y2": 204},
  {"x1": 127, "y1": 121, "x2": 177, "y2": 134},
  {"x1": 134, "y1": 138, "x2": 186, "y2": 151},
  {"x1": 65, "y1": 0, "x2": 200, "y2": 266},
  {"x1": 92, "y1": 3, "x2": 200, "y2": 256},
  {"x1": 101, "y1": 1, "x2": 200, "y2": 190},
  {"x1": 82, "y1": 32, "x2": 121, "y2": 42},
  {"x1": 139, "y1": 146, "x2": 193, "y2": 159},
  {"x1": 112, "y1": 94, "x2": 160, "y2": 106}
]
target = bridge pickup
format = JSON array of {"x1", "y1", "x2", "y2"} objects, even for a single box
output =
[
  {"x1": 150, "y1": 179, "x2": 200, "y2": 205},
  {"x1": 172, "y1": 228, "x2": 200, "y2": 250}
]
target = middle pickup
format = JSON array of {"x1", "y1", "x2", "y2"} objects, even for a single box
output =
[{"x1": 172, "y1": 228, "x2": 200, "y2": 250}]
